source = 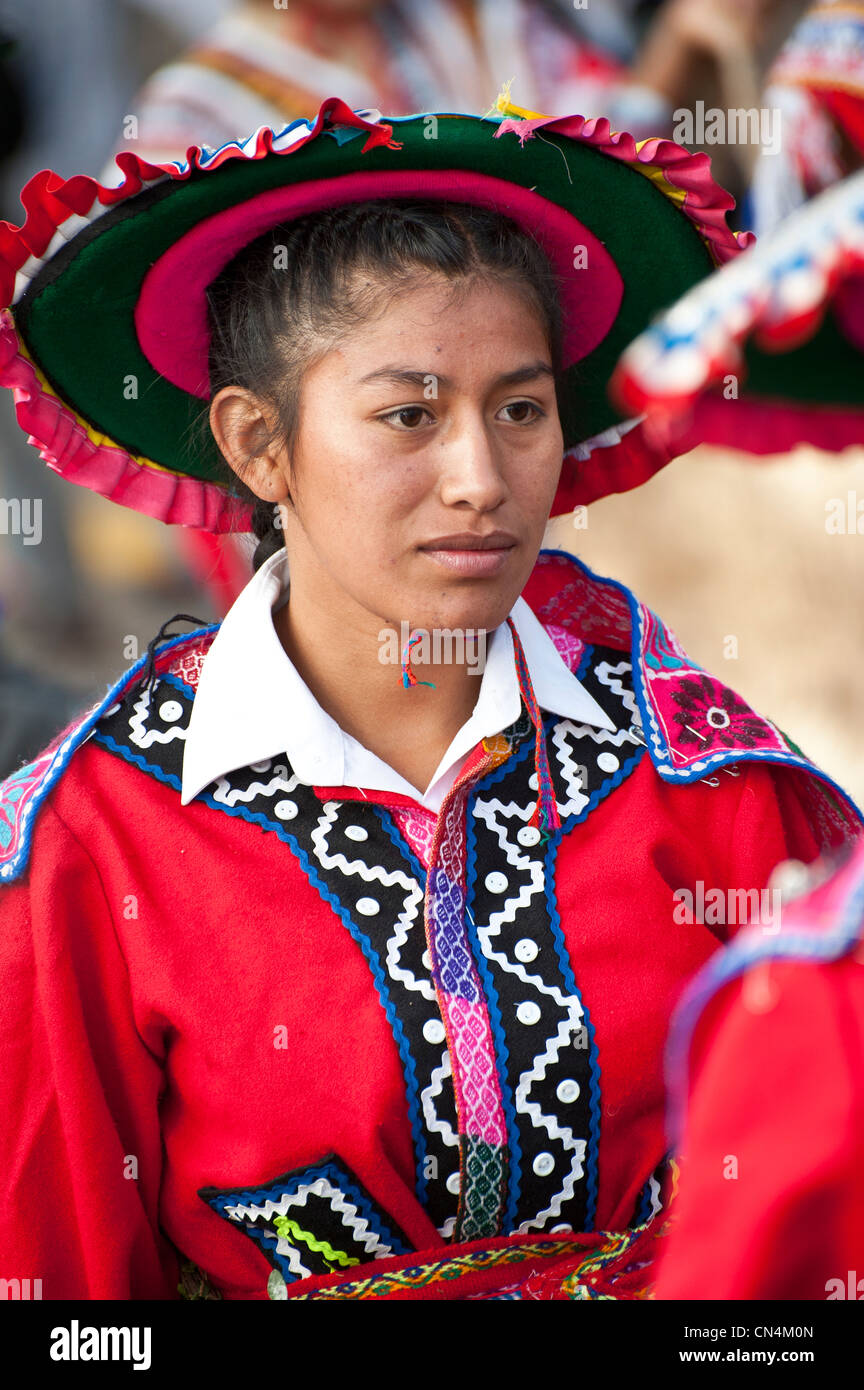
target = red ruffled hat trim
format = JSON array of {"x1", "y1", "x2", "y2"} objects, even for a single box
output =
[{"x1": 0, "y1": 98, "x2": 752, "y2": 530}]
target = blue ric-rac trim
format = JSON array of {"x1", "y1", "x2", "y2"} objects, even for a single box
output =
[
  {"x1": 0, "y1": 624, "x2": 219, "y2": 883},
  {"x1": 535, "y1": 547, "x2": 864, "y2": 827},
  {"x1": 374, "y1": 806, "x2": 428, "y2": 889},
  {"x1": 464, "y1": 736, "x2": 535, "y2": 1232},
  {"x1": 92, "y1": 728, "x2": 431, "y2": 1209},
  {"x1": 574, "y1": 640, "x2": 594, "y2": 684},
  {"x1": 663, "y1": 857, "x2": 864, "y2": 1151},
  {"x1": 630, "y1": 1152, "x2": 670, "y2": 1228},
  {"x1": 202, "y1": 1157, "x2": 413, "y2": 1237},
  {"x1": 632, "y1": 1174, "x2": 654, "y2": 1228},
  {"x1": 201, "y1": 1156, "x2": 413, "y2": 1283}
]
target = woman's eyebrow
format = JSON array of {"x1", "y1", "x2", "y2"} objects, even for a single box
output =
[{"x1": 356, "y1": 361, "x2": 555, "y2": 389}]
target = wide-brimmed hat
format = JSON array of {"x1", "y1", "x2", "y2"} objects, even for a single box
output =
[
  {"x1": 611, "y1": 166, "x2": 864, "y2": 456},
  {"x1": 0, "y1": 93, "x2": 752, "y2": 533}
]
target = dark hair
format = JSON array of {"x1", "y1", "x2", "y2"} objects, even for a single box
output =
[{"x1": 202, "y1": 199, "x2": 565, "y2": 573}]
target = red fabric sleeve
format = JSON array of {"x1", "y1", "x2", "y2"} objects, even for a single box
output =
[
  {"x1": 0, "y1": 801, "x2": 179, "y2": 1299},
  {"x1": 654, "y1": 953, "x2": 864, "y2": 1300},
  {"x1": 682, "y1": 761, "x2": 827, "y2": 945}
]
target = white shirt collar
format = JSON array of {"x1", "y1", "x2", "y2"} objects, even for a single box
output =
[{"x1": 179, "y1": 547, "x2": 615, "y2": 810}]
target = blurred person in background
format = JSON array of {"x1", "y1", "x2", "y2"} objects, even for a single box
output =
[
  {"x1": 631, "y1": 0, "x2": 808, "y2": 208},
  {"x1": 0, "y1": 10, "x2": 120, "y2": 777},
  {"x1": 0, "y1": 1, "x2": 226, "y2": 778},
  {"x1": 101, "y1": 0, "x2": 808, "y2": 185},
  {"x1": 749, "y1": 0, "x2": 864, "y2": 236},
  {"x1": 99, "y1": 0, "x2": 675, "y2": 177}
]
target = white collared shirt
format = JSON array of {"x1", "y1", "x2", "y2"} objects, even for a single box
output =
[{"x1": 180, "y1": 547, "x2": 615, "y2": 811}]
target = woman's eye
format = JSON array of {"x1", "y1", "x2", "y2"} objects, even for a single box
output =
[
  {"x1": 380, "y1": 405, "x2": 433, "y2": 430},
  {"x1": 500, "y1": 400, "x2": 543, "y2": 423}
]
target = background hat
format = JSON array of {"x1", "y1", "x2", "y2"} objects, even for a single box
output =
[
  {"x1": 611, "y1": 166, "x2": 864, "y2": 457},
  {"x1": 0, "y1": 93, "x2": 751, "y2": 533}
]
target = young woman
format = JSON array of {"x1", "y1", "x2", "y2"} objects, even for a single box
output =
[{"x1": 0, "y1": 97, "x2": 859, "y2": 1301}]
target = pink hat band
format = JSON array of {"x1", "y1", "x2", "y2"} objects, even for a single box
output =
[{"x1": 135, "y1": 167, "x2": 623, "y2": 398}]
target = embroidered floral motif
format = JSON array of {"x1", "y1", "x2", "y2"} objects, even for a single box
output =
[{"x1": 670, "y1": 672, "x2": 773, "y2": 751}]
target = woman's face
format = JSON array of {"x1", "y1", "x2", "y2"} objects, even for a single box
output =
[
  {"x1": 277, "y1": 273, "x2": 564, "y2": 639},
  {"x1": 277, "y1": 273, "x2": 564, "y2": 637},
  {"x1": 273, "y1": 269, "x2": 566, "y2": 636}
]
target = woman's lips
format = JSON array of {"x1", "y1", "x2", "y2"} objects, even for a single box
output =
[{"x1": 418, "y1": 544, "x2": 515, "y2": 576}]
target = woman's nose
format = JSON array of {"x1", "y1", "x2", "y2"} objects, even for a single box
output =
[{"x1": 436, "y1": 418, "x2": 508, "y2": 510}]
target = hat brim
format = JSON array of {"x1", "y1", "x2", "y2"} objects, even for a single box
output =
[
  {"x1": 0, "y1": 96, "x2": 750, "y2": 530},
  {"x1": 611, "y1": 165, "x2": 864, "y2": 458}
]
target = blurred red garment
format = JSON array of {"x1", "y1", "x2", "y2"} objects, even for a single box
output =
[{"x1": 655, "y1": 838, "x2": 864, "y2": 1300}]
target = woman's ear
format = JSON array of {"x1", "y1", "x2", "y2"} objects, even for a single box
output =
[{"x1": 209, "y1": 386, "x2": 291, "y2": 503}]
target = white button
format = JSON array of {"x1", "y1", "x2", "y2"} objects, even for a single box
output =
[
  {"x1": 517, "y1": 1001, "x2": 541, "y2": 1026},
  {"x1": 556, "y1": 1079, "x2": 580, "y2": 1103},
  {"x1": 550, "y1": 1223, "x2": 572, "y2": 1234},
  {"x1": 274, "y1": 800, "x2": 298, "y2": 820},
  {"x1": 345, "y1": 825, "x2": 368, "y2": 842},
  {"x1": 423, "y1": 1018, "x2": 446, "y2": 1045},
  {"x1": 158, "y1": 700, "x2": 183, "y2": 722},
  {"x1": 597, "y1": 752, "x2": 619, "y2": 773},
  {"x1": 517, "y1": 826, "x2": 541, "y2": 847},
  {"x1": 515, "y1": 938, "x2": 538, "y2": 963},
  {"x1": 105, "y1": 701, "x2": 121, "y2": 717},
  {"x1": 485, "y1": 871, "x2": 509, "y2": 894},
  {"x1": 533, "y1": 1152, "x2": 555, "y2": 1176},
  {"x1": 528, "y1": 773, "x2": 539, "y2": 790},
  {"x1": 356, "y1": 897, "x2": 379, "y2": 916},
  {"x1": 422, "y1": 950, "x2": 432, "y2": 971},
  {"x1": 250, "y1": 758, "x2": 272, "y2": 773},
  {"x1": 446, "y1": 1172, "x2": 461, "y2": 1195}
]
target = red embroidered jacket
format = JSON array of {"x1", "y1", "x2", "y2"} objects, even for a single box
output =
[{"x1": 0, "y1": 550, "x2": 859, "y2": 1301}]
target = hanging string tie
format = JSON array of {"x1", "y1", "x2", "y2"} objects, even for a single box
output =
[
  {"x1": 506, "y1": 616, "x2": 561, "y2": 843},
  {"x1": 401, "y1": 629, "x2": 436, "y2": 689},
  {"x1": 137, "y1": 612, "x2": 212, "y2": 700}
]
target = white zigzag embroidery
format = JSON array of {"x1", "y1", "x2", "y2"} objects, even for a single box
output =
[
  {"x1": 473, "y1": 834, "x2": 588, "y2": 1233},
  {"x1": 421, "y1": 1053, "x2": 460, "y2": 1154},
  {"x1": 646, "y1": 1172, "x2": 663, "y2": 1220},
  {"x1": 514, "y1": 1011, "x2": 588, "y2": 1233},
  {"x1": 225, "y1": 1176, "x2": 396, "y2": 1276},
  {"x1": 595, "y1": 660, "x2": 641, "y2": 726},
  {"x1": 550, "y1": 722, "x2": 592, "y2": 815},
  {"x1": 384, "y1": 891, "x2": 437, "y2": 1004},
  {"x1": 308, "y1": 804, "x2": 437, "y2": 999},
  {"x1": 127, "y1": 686, "x2": 190, "y2": 750},
  {"x1": 311, "y1": 804, "x2": 420, "y2": 891},
  {"x1": 211, "y1": 763, "x2": 301, "y2": 806}
]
